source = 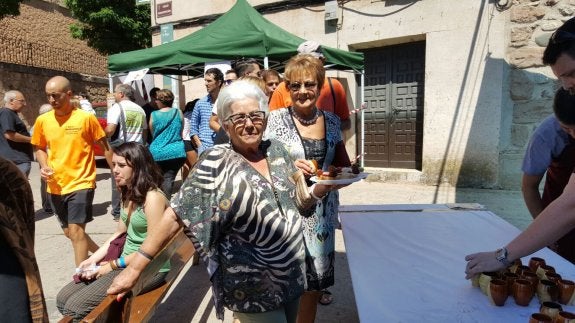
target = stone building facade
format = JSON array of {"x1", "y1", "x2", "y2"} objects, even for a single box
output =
[
  {"x1": 501, "y1": 0, "x2": 574, "y2": 189},
  {"x1": 0, "y1": 0, "x2": 109, "y2": 127}
]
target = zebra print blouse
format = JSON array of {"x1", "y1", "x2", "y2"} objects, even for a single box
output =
[{"x1": 171, "y1": 139, "x2": 306, "y2": 319}]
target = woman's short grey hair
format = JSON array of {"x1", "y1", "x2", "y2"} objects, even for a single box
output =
[{"x1": 216, "y1": 80, "x2": 269, "y2": 123}]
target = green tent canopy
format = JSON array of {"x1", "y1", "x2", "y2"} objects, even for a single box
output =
[{"x1": 108, "y1": 0, "x2": 364, "y2": 76}]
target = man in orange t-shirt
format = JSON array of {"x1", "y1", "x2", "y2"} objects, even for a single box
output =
[
  {"x1": 32, "y1": 76, "x2": 113, "y2": 266},
  {"x1": 269, "y1": 41, "x2": 351, "y2": 131}
]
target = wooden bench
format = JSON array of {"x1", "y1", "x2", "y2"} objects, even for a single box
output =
[{"x1": 59, "y1": 227, "x2": 197, "y2": 323}]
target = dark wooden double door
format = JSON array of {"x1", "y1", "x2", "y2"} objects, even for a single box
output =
[{"x1": 360, "y1": 41, "x2": 425, "y2": 169}]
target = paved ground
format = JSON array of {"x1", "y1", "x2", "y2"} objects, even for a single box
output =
[{"x1": 29, "y1": 162, "x2": 532, "y2": 322}]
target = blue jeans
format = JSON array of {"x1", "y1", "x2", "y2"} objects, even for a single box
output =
[
  {"x1": 156, "y1": 158, "x2": 186, "y2": 197},
  {"x1": 110, "y1": 175, "x2": 120, "y2": 217},
  {"x1": 15, "y1": 162, "x2": 31, "y2": 178}
]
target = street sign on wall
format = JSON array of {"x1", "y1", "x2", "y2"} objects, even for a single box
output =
[{"x1": 136, "y1": 0, "x2": 150, "y2": 4}]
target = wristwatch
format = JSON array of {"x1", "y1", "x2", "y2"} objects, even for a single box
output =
[{"x1": 495, "y1": 247, "x2": 511, "y2": 267}]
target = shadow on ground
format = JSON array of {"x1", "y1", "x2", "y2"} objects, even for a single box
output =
[
  {"x1": 92, "y1": 201, "x2": 110, "y2": 217},
  {"x1": 151, "y1": 260, "x2": 214, "y2": 322},
  {"x1": 34, "y1": 209, "x2": 54, "y2": 222},
  {"x1": 96, "y1": 172, "x2": 111, "y2": 181}
]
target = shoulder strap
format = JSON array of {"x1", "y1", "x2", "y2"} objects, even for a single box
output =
[
  {"x1": 118, "y1": 102, "x2": 128, "y2": 142},
  {"x1": 125, "y1": 201, "x2": 133, "y2": 228},
  {"x1": 327, "y1": 78, "x2": 336, "y2": 112}
]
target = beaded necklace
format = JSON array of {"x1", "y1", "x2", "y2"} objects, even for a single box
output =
[{"x1": 291, "y1": 107, "x2": 320, "y2": 125}]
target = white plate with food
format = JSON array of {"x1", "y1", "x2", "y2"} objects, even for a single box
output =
[{"x1": 310, "y1": 172, "x2": 369, "y2": 185}]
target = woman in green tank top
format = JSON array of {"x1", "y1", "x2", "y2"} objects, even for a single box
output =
[{"x1": 56, "y1": 142, "x2": 170, "y2": 321}]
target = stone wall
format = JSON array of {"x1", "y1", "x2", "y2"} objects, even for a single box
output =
[
  {"x1": 0, "y1": 62, "x2": 108, "y2": 129},
  {"x1": 0, "y1": 0, "x2": 109, "y2": 128},
  {"x1": 499, "y1": 0, "x2": 574, "y2": 189}
]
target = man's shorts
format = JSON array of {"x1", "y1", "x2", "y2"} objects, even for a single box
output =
[{"x1": 49, "y1": 188, "x2": 95, "y2": 228}]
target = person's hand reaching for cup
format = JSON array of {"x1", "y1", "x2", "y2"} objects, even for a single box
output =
[{"x1": 465, "y1": 250, "x2": 506, "y2": 279}]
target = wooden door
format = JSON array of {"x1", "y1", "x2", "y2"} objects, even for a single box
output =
[{"x1": 360, "y1": 41, "x2": 425, "y2": 169}]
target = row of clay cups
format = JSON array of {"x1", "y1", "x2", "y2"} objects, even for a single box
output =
[
  {"x1": 475, "y1": 271, "x2": 575, "y2": 306},
  {"x1": 530, "y1": 307, "x2": 575, "y2": 322}
]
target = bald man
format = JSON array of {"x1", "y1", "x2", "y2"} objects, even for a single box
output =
[{"x1": 31, "y1": 76, "x2": 113, "y2": 266}]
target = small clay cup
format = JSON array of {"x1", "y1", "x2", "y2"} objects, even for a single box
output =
[
  {"x1": 488, "y1": 279, "x2": 508, "y2": 306},
  {"x1": 529, "y1": 257, "x2": 546, "y2": 273},
  {"x1": 517, "y1": 265, "x2": 533, "y2": 276},
  {"x1": 559, "y1": 279, "x2": 575, "y2": 305},
  {"x1": 539, "y1": 301, "x2": 562, "y2": 320},
  {"x1": 523, "y1": 271, "x2": 540, "y2": 289},
  {"x1": 470, "y1": 274, "x2": 480, "y2": 288},
  {"x1": 529, "y1": 313, "x2": 553, "y2": 323},
  {"x1": 508, "y1": 258, "x2": 523, "y2": 274},
  {"x1": 544, "y1": 272, "x2": 562, "y2": 285},
  {"x1": 537, "y1": 265, "x2": 556, "y2": 280},
  {"x1": 513, "y1": 278, "x2": 534, "y2": 306},
  {"x1": 502, "y1": 272, "x2": 519, "y2": 296},
  {"x1": 556, "y1": 311, "x2": 575, "y2": 323},
  {"x1": 479, "y1": 272, "x2": 499, "y2": 295},
  {"x1": 537, "y1": 279, "x2": 559, "y2": 303}
]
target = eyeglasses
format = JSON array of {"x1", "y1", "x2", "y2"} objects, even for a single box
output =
[
  {"x1": 226, "y1": 111, "x2": 266, "y2": 125},
  {"x1": 287, "y1": 81, "x2": 318, "y2": 92},
  {"x1": 12, "y1": 98, "x2": 26, "y2": 103},
  {"x1": 224, "y1": 79, "x2": 234, "y2": 85},
  {"x1": 550, "y1": 30, "x2": 575, "y2": 45}
]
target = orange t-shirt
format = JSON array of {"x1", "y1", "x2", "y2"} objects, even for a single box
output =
[
  {"x1": 31, "y1": 109, "x2": 106, "y2": 195},
  {"x1": 268, "y1": 77, "x2": 350, "y2": 121}
]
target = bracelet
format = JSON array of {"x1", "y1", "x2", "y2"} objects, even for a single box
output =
[
  {"x1": 309, "y1": 184, "x2": 325, "y2": 201},
  {"x1": 137, "y1": 248, "x2": 154, "y2": 261},
  {"x1": 110, "y1": 259, "x2": 118, "y2": 270},
  {"x1": 118, "y1": 256, "x2": 126, "y2": 269}
]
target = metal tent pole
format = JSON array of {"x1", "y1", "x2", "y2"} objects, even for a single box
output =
[
  {"x1": 360, "y1": 70, "x2": 365, "y2": 168},
  {"x1": 108, "y1": 73, "x2": 114, "y2": 92}
]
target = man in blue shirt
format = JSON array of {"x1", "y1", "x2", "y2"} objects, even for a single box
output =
[
  {"x1": 522, "y1": 88, "x2": 575, "y2": 263},
  {"x1": 0, "y1": 90, "x2": 33, "y2": 177},
  {"x1": 191, "y1": 68, "x2": 223, "y2": 155}
]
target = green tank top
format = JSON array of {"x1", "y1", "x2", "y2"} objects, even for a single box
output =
[{"x1": 121, "y1": 204, "x2": 170, "y2": 273}]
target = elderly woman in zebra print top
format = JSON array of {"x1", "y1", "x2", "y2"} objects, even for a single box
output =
[{"x1": 108, "y1": 81, "x2": 334, "y2": 323}]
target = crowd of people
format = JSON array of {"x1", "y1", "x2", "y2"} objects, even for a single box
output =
[
  {"x1": 6, "y1": 17, "x2": 575, "y2": 322},
  {"x1": 0, "y1": 41, "x2": 356, "y2": 322}
]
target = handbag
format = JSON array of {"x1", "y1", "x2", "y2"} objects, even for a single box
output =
[
  {"x1": 73, "y1": 203, "x2": 132, "y2": 283},
  {"x1": 110, "y1": 102, "x2": 128, "y2": 147},
  {"x1": 102, "y1": 232, "x2": 127, "y2": 262}
]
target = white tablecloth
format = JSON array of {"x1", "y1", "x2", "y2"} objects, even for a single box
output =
[{"x1": 340, "y1": 206, "x2": 575, "y2": 322}]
